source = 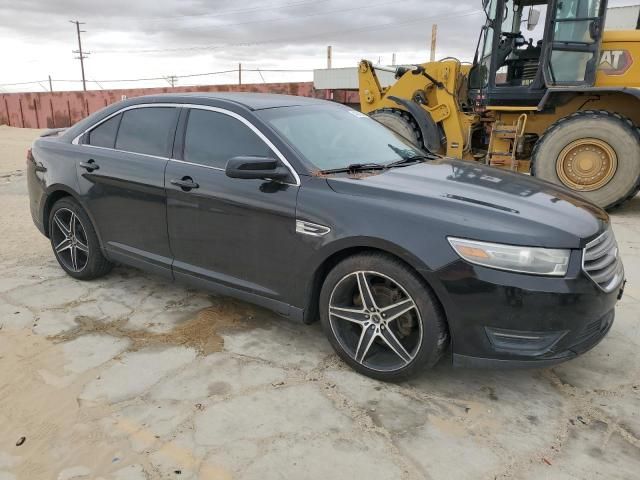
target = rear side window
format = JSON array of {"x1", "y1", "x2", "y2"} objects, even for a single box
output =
[
  {"x1": 183, "y1": 109, "x2": 272, "y2": 168},
  {"x1": 88, "y1": 114, "x2": 121, "y2": 148},
  {"x1": 115, "y1": 107, "x2": 178, "y2": 157}
]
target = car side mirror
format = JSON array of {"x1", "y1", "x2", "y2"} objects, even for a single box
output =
[
  {"x1": 527, "y1": 7, "x2": 541, "y2": 31},
  {"x1": 225, "y1": 156, "x2": 289, "y2": 181}
]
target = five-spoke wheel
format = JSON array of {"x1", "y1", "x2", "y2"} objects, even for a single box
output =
[
  {"x1": 49, "y1": 197, "x2": 113, "y2": 280},
  {"x1": 320, "y1": 253, "x2": 448, "y2": 381},
  {"x1": 328, "y1": 271, "x2": 422, "y2": 372},
  {"x1": 51, "y1": 208, "x2": 90, "y2": 272}
]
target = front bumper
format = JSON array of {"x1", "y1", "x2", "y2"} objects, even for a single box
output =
[{"x1": 427, "y1": 256, "x2": 623, "y2": 368}]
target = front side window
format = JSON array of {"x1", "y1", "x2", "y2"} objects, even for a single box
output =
[
  {"x1": 259, "y1": 105, "x2": 425, "y2": 171},
  {"x1": 115, "y1": 107, "x2": 178, "y2": 157},
  {"x1": 88, "y1": 113, "x2": 121, "y2": 148},
  {"x1": 183, "y1": 109, "x2": 272, "y2": 168}
]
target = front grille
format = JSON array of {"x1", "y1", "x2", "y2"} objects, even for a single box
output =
[{"x1": 582, "y1": 227, "x2": 624, "y2": 292}]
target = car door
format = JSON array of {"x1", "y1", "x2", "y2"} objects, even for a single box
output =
[
  {"x1": 165, "y1": 106, "x2": 299, "y2": 313},
  {"x1": 76, "y1": 105, "x2": 179, "y2": 277}
]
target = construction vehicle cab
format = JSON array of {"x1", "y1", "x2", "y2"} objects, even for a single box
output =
[
  {"x1": 359, "y1": 0, "x2": 640, "y2": 210},
  {"x1": 469, "y1": 0, "x2": 606, "y2": 107}
]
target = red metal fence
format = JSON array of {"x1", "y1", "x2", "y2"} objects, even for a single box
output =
[{"x1": 0, "y1": 82, "x2": 318, "y2": 129}]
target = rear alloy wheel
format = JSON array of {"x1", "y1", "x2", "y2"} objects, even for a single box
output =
[
  {"x1": 49, "y1": 197, "x2": 113, "y2": 280},
  {"x1": 319, "y1": 253, "x2": 448, "y2": 381},
  {"x1": 51, "y1": 207, "x2": 90, "y2": 273},
  {"x1": 532, "y1": 110, "x2": 640, "y2": 209}
]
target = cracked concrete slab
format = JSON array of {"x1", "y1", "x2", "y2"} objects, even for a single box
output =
[
  {"x1": 194, "y1": 383, "x2": 353, "y2": 447},
  {"x1": 79, "y1": 347, "x2": 198, "y2": 403},
  {"x1": 1, "y1": 127, "x2": 639, "y2": 479},
  {"x1": 147, "y1": 353, "x2": 287, "y2": 401}
]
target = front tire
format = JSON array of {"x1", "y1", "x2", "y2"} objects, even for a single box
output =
[
  {"x1": 319, "y1": 253, "x2": 448, "y2": 381},
  {"x1": 532, "y1": 110, "x2": 640, "y2": 209},
  {"x1": 49, "y1": 197, "x2": 113, "y2": 280},
  {"x1": 370, "y1": 108, "x2": 422, "y2": 147}
]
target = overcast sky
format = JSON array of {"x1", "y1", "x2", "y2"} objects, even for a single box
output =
[{"x1": 0, "y1": 0, "x2": 635, "y2": 92}]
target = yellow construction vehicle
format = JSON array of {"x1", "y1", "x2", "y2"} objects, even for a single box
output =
[{"x1": 359, "y1": 0, "x2": 640, "y2": 209}]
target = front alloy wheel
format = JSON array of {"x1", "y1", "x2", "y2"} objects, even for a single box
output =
[
  {"x1": 320, "y1": 253, "x2": 448, "y2": 381},
  {"x1": 329, "y1": 271, "x2": 422, "y2": 372}
]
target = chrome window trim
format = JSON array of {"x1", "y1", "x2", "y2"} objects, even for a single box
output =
[
  {"x1": 72, "y1": 102, "x2": 301, "y2": 186},
  {"x1": 170, "y1": 158, "x2": 224, "y2": 172},
  {"x1": 73, "y1": 143, "x2": 170, "y2": 162}
]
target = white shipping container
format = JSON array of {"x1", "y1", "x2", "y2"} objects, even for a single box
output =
[{"x1": 314, "y1": 67, "x2": 397, "y2": 90}]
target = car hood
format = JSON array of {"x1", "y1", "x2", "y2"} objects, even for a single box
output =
[{"x1": 326, "y1": 158, "x2": 608, "y2": 249}]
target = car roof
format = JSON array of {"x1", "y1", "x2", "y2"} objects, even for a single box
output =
[{"x1": 126, "y1": 92, "x2": 329, "y2": 111}]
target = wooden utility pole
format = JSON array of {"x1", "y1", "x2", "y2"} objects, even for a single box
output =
[
  {"x1": 70, "y1": 20, "x2": 88, "y2": 91},
  {"x1": 430, "y1": 24, "x2": 438, "y2": 62},
  {"x1": 392, "y1": 53, "x2": 396, "y2": 66},
  {"x1": 48, "y1": 75, "x2": 53, "y2": 92},
  {"x1": 238, "y1": 63, "x2": 242, "y2": 85},
  {"x1": 165, "y1": 75, "x2": 178, "y2": 87},
  {"x1": 327, "y1": 46, "x2": 332, "y2": 69}
]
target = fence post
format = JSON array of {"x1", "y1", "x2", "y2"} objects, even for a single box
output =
[
  {"x1": 49, "y1": 98, "x2": 55, "y2": 128},
  {"x1": 18, "y1": 98, "x2": 25, "y2": 128},
  {"x1": 33, "y1": 98, "x2": 40, "y2": 128},
  {"x1": 3, "y1": 97, "x2": 10, "y2": 126}
]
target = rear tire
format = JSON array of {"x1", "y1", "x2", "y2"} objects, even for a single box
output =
[
  {"x1": 49, "y1": 197, "x2": 113, "y2": 280},
  {"x1": 319, "y1": 252, "x2": 448, "y2": 381},
  {"x1": 531, "y1": 110, "x2": 640, "y2": 209},
  {"x1": 370, "y1": 108, "x2": 422, "y2": 148}
]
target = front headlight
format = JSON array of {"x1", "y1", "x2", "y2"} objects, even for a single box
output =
[{"x1": 447, "y1": 237, "x2": 570, "y2": 276}]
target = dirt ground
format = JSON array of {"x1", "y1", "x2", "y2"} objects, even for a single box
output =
[{"x1": 0, "y1": 126, "x2": 639, "y2": 480}]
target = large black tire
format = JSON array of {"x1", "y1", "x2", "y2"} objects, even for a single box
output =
[
  {"x1": 531, "y1": 110, "x2": 640, "y2": 210},
  {"x1": 370, "y1": 108, "x2": 422, "y2": 148},
  {"x1": 48, "y1": 197, "x2": 113, "y2": 280},
  {"x1": 319, "y1": 252, "x2": 448, "y2": 381}
]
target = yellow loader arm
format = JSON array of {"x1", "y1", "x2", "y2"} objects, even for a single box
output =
[{"x1": 358, "y1": 59, "x2": 477, "y2": 159}]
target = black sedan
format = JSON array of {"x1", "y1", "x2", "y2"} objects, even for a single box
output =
[{"x1": 27, "y1": 93, "x2": 625, "y2": 380}]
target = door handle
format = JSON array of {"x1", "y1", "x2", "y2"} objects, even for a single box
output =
[
  {"x1": 79, "y1": 159, "x2": 99, "y2": 172},
  {"x1": 170, "y1": 176, "x2": 199, "y2": 191}
]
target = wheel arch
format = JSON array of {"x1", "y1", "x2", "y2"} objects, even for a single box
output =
[
  {"x1": 42, "y1": 186, "x2": 104, "y2": 247},
  {"x1": 42, "y1": 186, "x2": 78, "y2": 237},
  {"x1": 301, "y1": 240, "x2": 450, "y2": 333}
]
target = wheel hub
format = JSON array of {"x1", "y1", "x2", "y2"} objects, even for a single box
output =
[{"x1": 556, "y1": 138, "x2": 617, "y2": 191}]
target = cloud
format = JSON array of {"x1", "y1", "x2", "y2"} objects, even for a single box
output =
[{"x1": 0, "y1": 0, "x2": 631, "y2": 91}]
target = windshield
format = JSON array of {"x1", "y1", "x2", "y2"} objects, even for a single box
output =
[{"x1": 258, "y1": 104, "x2": 427, "y2": 171}]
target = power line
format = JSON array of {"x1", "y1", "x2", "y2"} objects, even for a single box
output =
[
  {"x1": 93, "y1": 8, "x2": 482, "y2": 54},
  {"x1": 0, "y1": 80, "x2": 49, "y2": 87},
  {"x1": 0, "y1": 68, "x2": 314, "y2": 88}
]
